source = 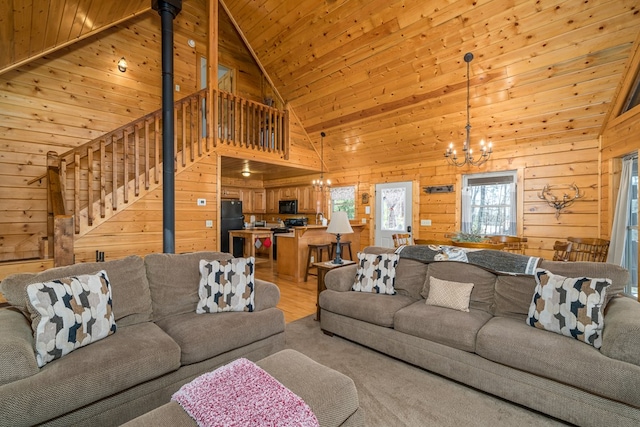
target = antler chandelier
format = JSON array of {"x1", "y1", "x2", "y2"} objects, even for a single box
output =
[
  {"x1": 312, "y1": 132, "x2": 331, "y2": 192},
  {"x1": 444, "y1": 52, "x2": 493, "y2": 167}
]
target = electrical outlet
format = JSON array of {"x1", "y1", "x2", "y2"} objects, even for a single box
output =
[
  {"x1": 175, "y1": 84, "x2": 180, "y2": 92},
  {"x1": 310, "y1": 256, "x2": 315, "y2": 263},
  {"x1": 420, "y1": 219, "x2": 432, "y2": 226},
  {"x1": 205, "y1": 220, "x2": 213, "y2": 228},
  {"x1": 361, "y1": 218, "x2": 367, "y2": 224},
  {"x1": 197, "y1": 198, "x2": 206, "y2": 206}
]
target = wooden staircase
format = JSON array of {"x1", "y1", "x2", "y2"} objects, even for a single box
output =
[{"x1": 42, "y1": 88, "x2": 289, "y2": 264}]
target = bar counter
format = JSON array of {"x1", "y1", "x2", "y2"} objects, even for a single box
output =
[{"x1": 276, "y1": 224, "x2": 364, "y2": 282}]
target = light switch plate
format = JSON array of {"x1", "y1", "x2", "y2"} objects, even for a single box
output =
[
  {"x1": 197, "y1": 198, "x2": 206, "y2": 206},
  {"x1": 205, "y1": 220, "x2": 213, "y2": 228},
  {"x1": 365, "y1": 206, "x2": 371, "y2": 214},
  {"x1": 361, "y1": 218, "x2": 367, "y2": 224},
  {"x1": 420, "y1": 219, "x2": 432, "y2": 226}
]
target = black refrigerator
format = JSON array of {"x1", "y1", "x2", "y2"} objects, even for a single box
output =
[{"x1": 220, "y1": 200, "x2": 244, "y2": 257}]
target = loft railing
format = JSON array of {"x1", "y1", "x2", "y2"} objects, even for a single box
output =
[{"x1": 37, "y1": 88, "x2": 288, "y2": 244}]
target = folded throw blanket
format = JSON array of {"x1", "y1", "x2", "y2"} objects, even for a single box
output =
[
  {"x1": 397, "y1": 244, "x2": 541, "y2": 275},
  {"x1": 172, "y1": 358, "x2": 319, "y2": 427}
]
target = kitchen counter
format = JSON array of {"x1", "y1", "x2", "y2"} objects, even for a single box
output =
[{"x1": 276, "y1": 224, "x2": 364, "y2": 282}]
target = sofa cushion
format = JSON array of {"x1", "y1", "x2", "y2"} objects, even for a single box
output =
[
  {"x1": 0, "y1": 322, "x2": 181, "y2": 426},
  {"x1": 0, "y1": 308, "x2": 39, "y2": 386},
  {"x1": 25, "y1": 271, "x2": 117, "y2": 367},
  {"x1": 394, "y1": 301, "x2": 492, "y2": 352},
  {"x1": 352, "y1": 252, "x2": 399, "y2": 295},
  {"x1": 425, "y1": 277, "x2": 474, "y2": 312},
  {"x1": 492, "y1": 274, "x2": 537, "y2": 320},
  {"x1": 601, "y1": 296, "x2": 640, "y2": 366},
  {"x1": 154, "y1": 307, "x2": 285, "y2": 365},
  {"x1": 0, "y1": 255, "x2": 152, "y2": 327},
  {"x1": 197, "y1": 258, "x2": 255, "y2": 313},
  {"x1": 319, "y1": 289, "x2": 415, "y2": 328},
  {"x1": 422, "y1": 261, "x2": 497, "y2": 313},
  {"x1": 527, "y1": 269, "x2": 610, "y2": 348},
  {"x1": 476, "y1": 316, "x2": 640, "y2": 409},
  {"x1": 145, "y1": 251, "x2": 233, "y2": 321}
]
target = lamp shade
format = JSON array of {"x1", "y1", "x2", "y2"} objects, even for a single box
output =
[{"x1": 326, "y1": 211, "x2": 353, "y2": 235}]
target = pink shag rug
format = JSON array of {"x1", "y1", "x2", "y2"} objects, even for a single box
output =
[{"x1": 172, "y1": 358, "x2": 319, "y2": 427}]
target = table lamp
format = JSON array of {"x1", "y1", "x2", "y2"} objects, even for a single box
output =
[{"x1": 326, "y1": 211, "x2": 353, "y2": 264}]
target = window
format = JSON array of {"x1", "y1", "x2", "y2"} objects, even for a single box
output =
[
  {"x1": 330, "y1": 186, "x2": 356, "y2": 220},
  {"x1": 462, "y1": 171, "x2": 517, "y2": 235}
]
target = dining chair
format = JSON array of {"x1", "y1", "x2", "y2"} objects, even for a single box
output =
[
  {"x1": 566, "y1": 237, "x2": 610, "y2": 262},
  {"x1": 552, "y1": 241, "x2": 571, "y2": 261},
  {"x1": 488, "y1": 235, "x2": 527, "y2": 254},
  {"x1": 392, "y1": 233, "x2": 412, "y2": 248}
]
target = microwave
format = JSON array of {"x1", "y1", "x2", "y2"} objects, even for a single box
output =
[{"x1": 279, "y1": 199, "x2": 298, "y2": 214}]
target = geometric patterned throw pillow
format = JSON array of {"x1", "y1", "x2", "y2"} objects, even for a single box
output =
[
  {"x1": 425, "y1": 277, "x2": 475, "y2": 312},
  {"x1": 352, "y1": 252, "x2": 399, "y2": 295},
  {"x1": 25, "y1": 271, "x2": 116, "y2": 367},
  {"x1": 526, "y1": 269, "x2": 611, "y2": 348},
  {"x1": 196, "y1": 258, "x2": 255, "y2": 314}
]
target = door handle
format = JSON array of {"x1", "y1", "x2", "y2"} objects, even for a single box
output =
[{"x1": 407, "y1": 226, "x2": 412, "y2": 233}]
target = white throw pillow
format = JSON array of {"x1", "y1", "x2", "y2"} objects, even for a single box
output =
[
  {"x1": 25, "y1": 271, "x2": 116, "y2": 367},
  {"x1": 197, "y1": 258, "x2": 255, "y2": 313},
  {"x1": 352, "y1": 252, "x2": 399, "y2": 295},
  {"x1": 425, "y1": 277, "x2": 474, "y2": 312}
]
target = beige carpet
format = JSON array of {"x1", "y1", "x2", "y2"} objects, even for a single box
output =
[{"x1": 284, "y1": 315, "x2": 570, "y2": 427}]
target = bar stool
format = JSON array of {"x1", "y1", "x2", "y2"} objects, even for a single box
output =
[
  {"x1": 305, "y1": 243, "x2": 331, "y2": 281},
  {"x1": 330, "y1": 240, "x2": 353, "y2": 261}
]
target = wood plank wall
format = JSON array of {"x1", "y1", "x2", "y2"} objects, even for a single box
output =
[
  {"x1": 2, "y1": 0, "x2": 638, "y2": 266},
  {"x1": 0, "y1": 1, "x2": 205, "y2": 262}
]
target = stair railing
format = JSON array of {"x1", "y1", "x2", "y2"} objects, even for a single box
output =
[{"x1": 45, "y1": 88, "x2": 288, "y2": 240}]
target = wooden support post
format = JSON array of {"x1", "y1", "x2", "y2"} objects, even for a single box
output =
[{"x1": 53, "y1": 215, "x2": 74, "y2": 267}]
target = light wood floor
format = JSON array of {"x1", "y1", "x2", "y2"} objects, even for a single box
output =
[{"x1": 255, "y1": 259, "x2": 317, "y2": 323}]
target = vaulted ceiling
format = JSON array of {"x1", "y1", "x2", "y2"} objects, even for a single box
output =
[
  {"x1": 223, "y1": 0, "x2": 640, "y2": 172},
  {"x1": 2, "y1": 0, "x2": 639, "y2": 177},
  {"x1": 0, "y1": 0, "x2": 150, "y2": 75}
]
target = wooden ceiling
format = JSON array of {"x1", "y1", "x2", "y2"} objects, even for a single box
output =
[
  {"x1": 223, "y1": 0, "x2": 640, "y2": 172},
  {"x1": 0, "y1": 0, "x2": 150, "y2": 74},
  {"x1": 2, "y1": 0, "x2": 638, "y2": 178}
]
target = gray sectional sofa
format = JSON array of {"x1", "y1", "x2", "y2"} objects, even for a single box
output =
[
  {"x1": 319, "y1": 246, "x2": 640, "y2": 427},
  {"x1": 0, "y1": 251, "x2": 286, "y2": 427}
]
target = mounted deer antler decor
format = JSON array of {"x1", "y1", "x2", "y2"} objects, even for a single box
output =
[{"x1": 538, "y1": 183, "x2": 583, "y2": 219}]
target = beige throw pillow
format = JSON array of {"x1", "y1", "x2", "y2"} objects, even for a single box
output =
[{"x1": 425, "y1": 277, "x2": 474, "y2": 312}]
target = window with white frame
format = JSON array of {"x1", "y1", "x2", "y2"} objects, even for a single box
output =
[
  {"x1": 330, "y1": 186, "x2": 356, "y2": 220},
  {"x1": 462, "y1": 171, "x2": 517, "y2": 236}
]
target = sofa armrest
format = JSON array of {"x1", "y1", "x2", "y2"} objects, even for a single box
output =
[
  {"x1": 325, "y1": 265, "x2": 358, "y2": 292},
  {"x1": 254, "y1": 279, "x2": 280, "y2": 311},
  {"x1": 0, "y1": 308, "x2": 39, "y2": 386},
  {"x1": 601, "y1": 296, "x2": 640, "y2": 367}
]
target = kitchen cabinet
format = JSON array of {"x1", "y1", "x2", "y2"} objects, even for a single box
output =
[
  {"x1": 298, "y1": 186, "x2": 317, "y2": 213},
  {"x1": 240, "y1": 189, "x2": 253, "y2": 214},
  {"x1": 279, "y1": 187, "x2": 298, "y2": 200},
  {"x1": 266, "y1": 189, "x2": 278, "y2": 214},
  {"x1": 252, "y1": 189, "x2": 266, "y2": 213},
  {"x1": 221, "y1": 187, "x2": 241, "y2": 199}
]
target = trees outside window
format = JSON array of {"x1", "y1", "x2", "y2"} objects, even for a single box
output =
[{"x1": 462, "y1": 171, "x2": 517, "y2": 236}]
